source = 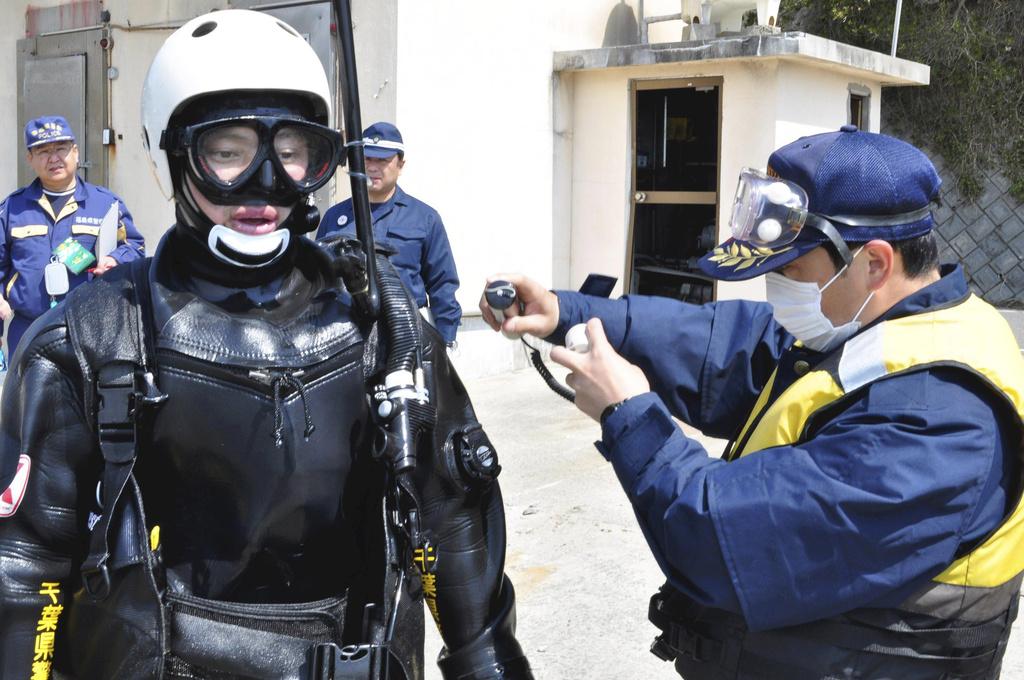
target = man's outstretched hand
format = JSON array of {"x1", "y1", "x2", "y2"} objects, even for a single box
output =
[{"x1": 479, "y1": 273, "x2": 560, "y2": 339}]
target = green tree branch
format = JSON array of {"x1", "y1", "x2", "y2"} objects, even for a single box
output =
[{"x1": 781, "y1": 0, "x2": 1024, "y2": 202}]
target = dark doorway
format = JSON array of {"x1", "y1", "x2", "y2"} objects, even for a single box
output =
[{"x1": 628, "y1": 79, "x2": 722, "y2": 303}]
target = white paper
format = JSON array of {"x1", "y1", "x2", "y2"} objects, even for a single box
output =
[{"x1": 95, "y1": 201, "x2": 119, "y2": 259}]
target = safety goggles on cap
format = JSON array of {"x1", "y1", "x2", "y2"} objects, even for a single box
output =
[
  {"x1": 165, "y1": 115, "x2": 342, "y2": 197},
  {"x1": 728, "y1": 167, "x2": 934, "y2": 267},
  {"x1": 729, "y1": 168, "x2": 810, "y2": 249}
]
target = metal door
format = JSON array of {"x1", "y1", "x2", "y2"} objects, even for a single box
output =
[{"x1": 18, "y1": 29, "x2": 108, "y2": 187}]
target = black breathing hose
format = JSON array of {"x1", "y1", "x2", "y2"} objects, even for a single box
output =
[
  {"x1": 485, "y1": 280, "x2": 577, "y2": 403},
  {"x1": 525, "y1": 339, "x2": 575, "y2": 403},
  {"x1": 376, "y1": 255, "x2": 419, "y2": 374}
]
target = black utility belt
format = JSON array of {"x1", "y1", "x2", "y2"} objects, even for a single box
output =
[{"x1": 164, "y1": 586, "x2": 384, "y2": 680}]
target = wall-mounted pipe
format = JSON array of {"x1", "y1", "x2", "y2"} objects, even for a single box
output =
[{"x1": 638, "y1": 0, "x2": 686, "y2": 44}]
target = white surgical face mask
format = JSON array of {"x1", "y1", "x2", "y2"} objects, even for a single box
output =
[{"x1": 765, "y1": 248, "x2": 874, "y2": 352}]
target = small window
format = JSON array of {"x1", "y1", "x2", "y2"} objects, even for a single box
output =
[{"x1": 848, "y1": 85, "x2": 871, "y2": 130}]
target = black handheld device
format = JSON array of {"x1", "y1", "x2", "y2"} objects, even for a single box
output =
[
  {"x1": 485, "y1": 280, "x2": 521, "y2": 339},
  {"x1": 488, "y1": 274, "x2": 618, "y2": 402},
  {"x1": 579, "y1": 273, "x2": 617, "y2": 298}
]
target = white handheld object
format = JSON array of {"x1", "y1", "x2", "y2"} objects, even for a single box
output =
[
  {"x1": 565, "y1": 323, "x2": 590, "y2": 353},
  {"x1": 44, "y1": 261, "x2": 70, "y2": 296},
  {"x1": 96, "y1": 201, "x2": 119, "y2": 259}
]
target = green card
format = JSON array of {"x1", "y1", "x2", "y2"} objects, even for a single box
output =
[{"x1": 52, "y1": 237, "x2": 96, "y2": 275}]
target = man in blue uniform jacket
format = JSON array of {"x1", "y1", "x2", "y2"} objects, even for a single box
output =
[
  {"x1": 316, "y1": 122, "x2": 462, "y2": 345},
  {"x1": 0, "y1": 116, "x2": 146, "y2": 355},
  {"x1": 483, "y1": 127, "x2": 1024, "y2": 679}
]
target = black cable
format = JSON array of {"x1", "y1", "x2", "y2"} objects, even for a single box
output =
[{"x1": 522, "y1": 338, "x2": 575, "y2": 403}]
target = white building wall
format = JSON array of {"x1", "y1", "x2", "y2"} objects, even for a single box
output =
[
  {"x1": 716, "y1": 59, "x2": 781, "y2": 302},
  {"x1": 107, "y1": 26, "x2": 179, "y2": 246},
  {"x1": 567, "y1": 68, "x2": 632, "y2": 294},
  {"x1": 395, "y1": 0, "x2": 614, "y2": 291},
  {"x1": 395, "y1": 1, "x2": 619, "y2": 375},
  {"x1": 0, "y1": 2, "x2": 23, "y2": 198}
]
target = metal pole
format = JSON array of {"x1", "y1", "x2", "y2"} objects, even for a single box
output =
[
  {"x1": 891, "y1": 0, "x2": 904, "y2": 57},
  {"x1": 332, "y1": 0, "x2": 380, "y2": 317}
]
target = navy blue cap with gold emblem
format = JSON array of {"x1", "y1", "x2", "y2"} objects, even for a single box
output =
[{"x1": 699, "y1": 126, "x2": 941, "y2": 281}]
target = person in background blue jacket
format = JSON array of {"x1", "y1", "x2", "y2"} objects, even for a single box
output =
[
  {"x1": 482, "y1": 128, "x2": 1024, "y2": 679},
  {"x1": 0, "y1": 116, "x2": 145, "y2": 356},
  {"x1": 316, "y1": 122, "x2": 462, "y2": 345}
]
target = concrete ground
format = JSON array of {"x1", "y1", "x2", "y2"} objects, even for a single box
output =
[{"x1": 422, "y1": 362, "x2": 1024, "y2": 679}]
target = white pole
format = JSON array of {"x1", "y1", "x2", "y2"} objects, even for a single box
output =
[
  {"x1": 640, "y1": 0, "x2": 648, "y2": 44},
  {"x1": 891, "y1": 0, "x2": 904, "y2": 57}
]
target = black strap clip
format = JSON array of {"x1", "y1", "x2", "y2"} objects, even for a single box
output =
[
  {"x1": 83, "y1": 366, "x2": 167, "y2": 601},
  {"x1": 81, "y1": 563, "x2": 112, "y2": 600},
  {"x1": 96, "y1": 368, "x2": 166, "y2": 460},
  {"x1": 97, "y1": 378, "x2": 136, "y2": 448},
  {"x1": 307, "y1": 642, "x2": 378, "y2": 680},
  {"x1": 650, "y1": 633, "x2": 675, "y2": 661},
  {"x1": 650, "y1": 623, "x2": 723, "y2": 664}
]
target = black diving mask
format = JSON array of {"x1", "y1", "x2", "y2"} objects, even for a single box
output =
[{"x1": 164, "y1": 115, "x2": 342, "y2": 205}]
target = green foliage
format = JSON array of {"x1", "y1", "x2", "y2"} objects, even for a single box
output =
[{"x1": 779, "y1": 0, "x2": 1024, "y2": 203}]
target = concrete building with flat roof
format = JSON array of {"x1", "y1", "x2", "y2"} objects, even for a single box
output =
[{"x1": 0, "y1": 1, "x2": 928, "y2": 376}]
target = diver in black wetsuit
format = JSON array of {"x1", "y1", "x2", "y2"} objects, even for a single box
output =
[{"x1": 0, "y1": 10, "x2": 532, "y2": 680}]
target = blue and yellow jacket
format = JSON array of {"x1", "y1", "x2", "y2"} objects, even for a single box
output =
[
  {"x1": 552, "y1": 265, "x2": 1021, "y2": 632},
  {"x1": 0, "y1": 177, "x2": 145, "y2": 322}
]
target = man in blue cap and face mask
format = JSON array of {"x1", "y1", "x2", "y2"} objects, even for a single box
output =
[
  {"x1": 317, "y1": 121, "x2": 462, "y2": 347},
  {"x1": 481, "y1": 127, "x2": 1024, "y2": 678}
]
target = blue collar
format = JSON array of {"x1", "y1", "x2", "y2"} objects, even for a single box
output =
[
  {"x1": 368, "y1": 186, "x2": 409, "y2": 222},
  {"x1": 875, "y1": 264, "x2": 969, "y2": 323},
  {"x1": 27, "y1": 176, "x2": 90, "y2": 204},
  {"x1": 370, "y1": 192, "x2": 396, "y2": 214},
  {"x1": 369, "y1": 186, "x2": 408, "y2": 206},
  {"x1": 390, "y1": 185, "x2": 409, "y2": 206}
]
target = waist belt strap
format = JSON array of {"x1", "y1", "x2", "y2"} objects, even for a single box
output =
[
  {"x1": 790, "y1": 616, "x2": 1007, "y2": 675},
  {"x1": 165, "y1": 588, "x2": 385, "y2": 680},
  {"x1": 169, "y1": 610, "x2": 385, "y2": 680},
  {"x1": 648, "y1": 586, "x2": 735, "y2": 665}
]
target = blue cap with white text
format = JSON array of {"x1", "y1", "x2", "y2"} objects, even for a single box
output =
[{"x1": 25, "y1": 115, "x2": 76, "y2": 150}]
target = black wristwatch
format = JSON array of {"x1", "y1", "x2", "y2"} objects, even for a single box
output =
[{"x1": 600, "y1": 399, "x2": 627, "y2": 426}]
